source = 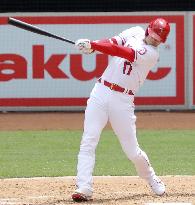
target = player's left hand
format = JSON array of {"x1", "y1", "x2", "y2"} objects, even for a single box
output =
[{"x1": 75, "y1": 39, "x2": 94, "y2": 54}]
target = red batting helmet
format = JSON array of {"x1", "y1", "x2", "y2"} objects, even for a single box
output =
[{"x1": 145, "y1": 18, "x2": 170, "y2": 43}]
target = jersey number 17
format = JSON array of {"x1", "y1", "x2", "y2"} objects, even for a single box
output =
[{"x1": 123, "y1": 61, "x2": 132, "y2": 75}]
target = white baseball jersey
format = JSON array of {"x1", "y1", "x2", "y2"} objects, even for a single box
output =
[
  {"x1": 75, "y1": 26, "x2": 164, "y2": 197},
  {"x1": 101, "y1": 26, "x2": 159, "y2": 94}
]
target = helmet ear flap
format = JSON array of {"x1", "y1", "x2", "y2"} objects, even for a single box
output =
[{"x1": 145, "y1": 27, "x2": 149, "y2": 37}]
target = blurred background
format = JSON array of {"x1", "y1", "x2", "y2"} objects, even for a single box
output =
[{"x1": 0, "y1": 0, "x2": 194, "y2": 112}]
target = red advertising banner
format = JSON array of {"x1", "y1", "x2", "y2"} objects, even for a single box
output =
[{"x1": 0, "y1": 15, "x2": 184, "y2": 107}]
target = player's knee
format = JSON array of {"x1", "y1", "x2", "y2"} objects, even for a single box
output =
[
  {"x1": 79, "y1": 132, "x2": 99, "y2": 154},
  {"x1": 125, "y1": 147, "x2": 141, "y2": 161},
  {"x1": 128, "y1": 147, "x2": 149, "y2": 163},
  {"x1": 80, "y1": 143, "x2": 95, "y2": 153}
]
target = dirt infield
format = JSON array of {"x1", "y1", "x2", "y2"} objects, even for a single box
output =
[
  {"x1": 0, "y1": 111, "x2": 195, "y2": 130},
  {"x1": 0, "y1": 111, "x2": 195, "y2": 205},
  {"x1": 0, "y1": 176, "x2": 195, "y2": 205}
]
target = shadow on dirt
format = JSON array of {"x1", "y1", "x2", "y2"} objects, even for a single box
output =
[{"x1": 36, "y1": 192, "x2": 195, "y2": 205}]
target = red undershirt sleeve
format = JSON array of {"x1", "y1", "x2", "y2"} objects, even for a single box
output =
[{"x1": 90, "y1": 41, "x2": 135, "y2": 62}]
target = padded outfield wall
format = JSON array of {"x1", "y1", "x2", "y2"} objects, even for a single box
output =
[{"x1": 0, "y1": 12, "x2": 194, "y2": 111}]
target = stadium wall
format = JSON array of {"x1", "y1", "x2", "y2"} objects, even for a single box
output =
[{"x1": 0, "y1": 12, "x2": 194, "y2": 111}]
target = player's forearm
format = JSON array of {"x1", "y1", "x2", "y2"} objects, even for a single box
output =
[{"x1": 90, "y1": 41, "x2": 135, "y2": 62}]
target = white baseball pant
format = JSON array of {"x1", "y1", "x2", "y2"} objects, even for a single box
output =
[{"x1": 76, "y1": 83, "x2": 155, "y2": 192}]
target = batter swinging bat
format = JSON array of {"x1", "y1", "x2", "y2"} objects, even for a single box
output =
[{"x1": 8, "y1": 17, "x2": 75, "y2": 45}]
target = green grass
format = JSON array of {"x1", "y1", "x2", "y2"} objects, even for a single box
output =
[{"x1": 0, "y1": 130, "x2": 194, "y2": 178}]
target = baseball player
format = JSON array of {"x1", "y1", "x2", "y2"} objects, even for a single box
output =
[{"x1": 72, "y1": 18, "x2": 170, "y2": 202}]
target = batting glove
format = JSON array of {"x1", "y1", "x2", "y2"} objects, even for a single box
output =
[{"x1": 75, "y1": 39, "x2": 94, "y2": 54}]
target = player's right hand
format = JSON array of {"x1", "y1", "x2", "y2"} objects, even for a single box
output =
[{"x1": 75, "y1": 39, "x2": 94, "y2": 54}]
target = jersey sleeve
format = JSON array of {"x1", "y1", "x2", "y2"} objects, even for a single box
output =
[
  {"x1": 103, "y1": 27, "x2": 136, "y2": 46},
  {"x1": 110, "y1": 29, "x2": 132, "y2": 46},
  {"x1": 95, "y1": 26, "x2": 144, "y2": 47},
  {"x1": 115, "y1": 26, "x2": 144, "y2": 46},
  {"x1": 94, "y1": 36, "x2": 125, "y2": 46},
  {"x1": 90, "y1": 41, "x2": 136, "y2": 62}
]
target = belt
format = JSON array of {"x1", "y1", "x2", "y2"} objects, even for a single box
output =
[{"x1": 98, "y1": 78, "x2": 134, "y2": 95}]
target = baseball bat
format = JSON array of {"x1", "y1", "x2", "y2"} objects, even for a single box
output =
[{"x1": 8, "y1": 17, "x2": 75, "y2": 45}]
